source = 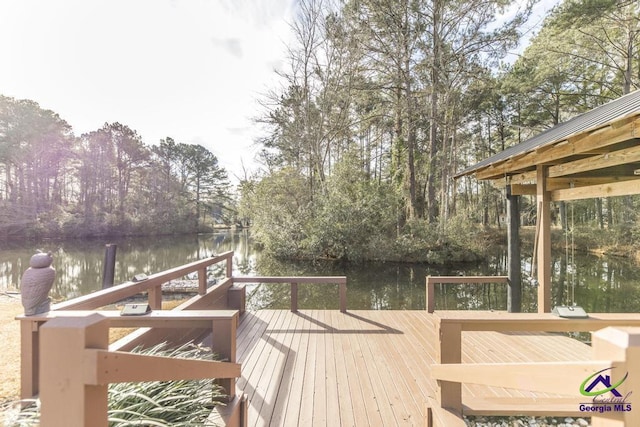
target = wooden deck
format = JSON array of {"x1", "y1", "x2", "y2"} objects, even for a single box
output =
[{"x1": 233, "y1": 310, "x2": 591, "y2": 426}]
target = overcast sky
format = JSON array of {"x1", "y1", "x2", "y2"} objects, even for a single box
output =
[
  {"x1": 0, "y1": 0, "x2": 296, "y2": 181},
  {"x1": 0, "y1": 0, "x2": 557, "y2": 182}
]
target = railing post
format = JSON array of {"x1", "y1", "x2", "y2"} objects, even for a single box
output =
[
  {"x1": 211, "y1": 312, "x2": 238, "y2": 400},
  {"x1": 339, "y1": 281, "x2": 347, "y2": 313},
  {"x1": 426, "y1": 277, "x2": 435, "y2": 313},
  {"x1": 591, "y1": 327, "x2": 640, "y2": 427},
  {"x1": 147, "y1": 286, "x2": 163, "y2": 310},
  {"x1": 198, "y1": 267, "x2": 207, "y2": 295},
  {"x1": 228, "y1": 284, "x2": 246, "y2": 315},
  {"x1": 291, "y1": 282, "x2": 298, "y2": 312},
  {"x1": 40, "y1": 314, "x2": 109, "y2": 427},
  {"x1": 102, "y1": 243, "x2": 117, "y2": 288},
  {"x1": 435, "y1": 318, "x2": 462, "y2": 415},
  {"x1": 226, "y1": 253, "x2": 233, "y2": 279},
  {"x1": 20, "y1": 319, "x2": 40, "y2": 400}
]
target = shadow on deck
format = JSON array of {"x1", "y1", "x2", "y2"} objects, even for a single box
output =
[{"x1": 234, "y1": 309, "x2": 593, "y2": 427}]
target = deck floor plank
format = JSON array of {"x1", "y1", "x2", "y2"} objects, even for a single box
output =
[
  {"x1": 341, "y1": 309, "x2": 386, "y2": 426},
  {"x1": 238, "y1": 309, "x2": 288, "y2": 426},
  {"x1": 269, "y1": 310, "x2": 305, "y2": 427},
  {"x1": 328, "y1": 310, "x2": 357, "y2": 427},
  {"x1": 323, "y1": 311, "x2": 343, "y2": 426},
  {"x1": 384, "y1": 311, "x2": 436, "y2": 411},
  {"x1": 297, "y1": 310, "x2": 320, "y2": 426},
  {"x1": 311, "y1": 310, "x2": 328, "y2": 426},
  {"x1": 280, "y1": 310, "x2": 313, "y2": 427},
  {"x1": 236, "y1": 310, "x2": 274, "y2": 361},
  {"x1": 234, "y1": 310, "x2": 593, "y2": 426},
  {"x1": 348, "y1": 312, "x2": 401, "y2": 426},
  {"x1": 375, "y1": 310, "x2": 429, "y2": 425},
  {"x1": 253, "y1": 307, "x2": 300, "y2": 427},
  {"x1": 335, "y1": 311, "x2": 367, "y2": 425}
]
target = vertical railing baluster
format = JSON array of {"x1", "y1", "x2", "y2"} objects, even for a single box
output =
[{"x1": 291, "y1": 282, "x2": 298, "y2": 312}]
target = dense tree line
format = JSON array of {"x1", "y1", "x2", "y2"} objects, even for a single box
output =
[
  {"x1": 0, "y1": 96, "x2": 231, "y2": 238},
  {"x1": 242, "y1": 0, "x2": 640, "y2": 262}
]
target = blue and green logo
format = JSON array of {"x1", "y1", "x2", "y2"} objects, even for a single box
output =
[
  {"x1": 580, "y1": 367, "x2": 628, "y2": 397},
  {"x1": 578, "y1": 367, "x2": 632, "y2": 415}
]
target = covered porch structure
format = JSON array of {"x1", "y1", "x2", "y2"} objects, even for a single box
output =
[{"x1": 455, "y1": 90, "x2": 640, "y2": 313}]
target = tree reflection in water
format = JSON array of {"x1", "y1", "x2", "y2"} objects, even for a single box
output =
[{"x1": 2, "y1": 230, "x2": 640, "y2": 313}]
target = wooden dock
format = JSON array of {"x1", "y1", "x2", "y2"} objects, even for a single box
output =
[
  {"x1": 235, "y1": 309, "x2": 592, "y2": 426},
  {"x1": 20, "y1": 255, "x2": 640, "y2": 426}
]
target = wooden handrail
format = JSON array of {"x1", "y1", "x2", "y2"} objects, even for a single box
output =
[
  {"x1": 39, "y1": 313, "x2": 242, "y2": 426},
  {"x1": 425, "y1": 275, "x2": 509, "y2": 313},
  {"x1": 84, "y1": 349, "x2": 240, "y2": 384},
  {"x1": 19, "y1": 309, "x2": 239, "y2": 402},
  {"x1": 52, "y1": 251, "x2": 234, "y2": 311},
  {"x1": 428, "y1": 327, "x2": 640, "y2": 426},
  {"x1": 233, "y1": 276, "x2": 347, "y2": 313},
  {"x1": 431, "y1": 360, "x2": 613, "y2": 395},
  {"x1": 18, "y1": 309, "x2": 238, "y2": 328},
  {"x1": 430, "y1": 312, "x2": 640, "y2": 426},
  {"x1": 436, "y1": 311, "x2": 640, "y2": 332}
]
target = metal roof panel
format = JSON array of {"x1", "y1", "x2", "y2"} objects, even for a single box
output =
[{"x1": 456, "y1": 90, "x2": 640, "y2": 178}]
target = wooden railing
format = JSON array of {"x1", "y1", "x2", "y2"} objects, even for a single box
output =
[
  {"x1": 425, "y1": 275, "x2": 509, "y2": 313},
  {"x1": 53, "y1": 251, "x2": 234, "y2": 311},
  {"x1": 233, "y1": 276, "x2": 347, "y2": 313},
  {"x1": 426, "y1": 311, "x2": 640, "y2": 426},
  {"x1": 38, "y1": 311, "x2": 245, "y2": 427},
  {"x1": 17, "y1": 250, "x2": 349, "y2": 425},
  {"x1": 18, "y1": 251, "x2": 238, "y2": 402}
]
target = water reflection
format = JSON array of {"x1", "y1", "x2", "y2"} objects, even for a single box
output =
[
  {"x1": 0, "y1": 231, "x2": 256, "y2": 302},
  {"x1": 2, "y1": 231, "x2": 640, "y2": 313}
]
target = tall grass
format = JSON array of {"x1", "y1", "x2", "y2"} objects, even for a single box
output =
[{"x1": 3, "y1": 342, "x2": 225, "y2": 427}]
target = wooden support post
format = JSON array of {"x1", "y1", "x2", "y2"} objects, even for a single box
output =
[
  {"x1": 198, "y1": 267, "x2": 207, "y2": 295},
  {"x1": 102, "y1": 244, "x2": 117, "y2": 288},
  {"x1": 591, "y1": 327, "x2": 640, "y2": 427},
  {"x1": 147, "y1": 286, "x2": 163, "y2": 310},
  {"x1": 435, "y1": 320, "x2": 462, "y2": 415},
  {"x1": 20, "y1": 319, "x2": 40, "y2": 400},
  {"x1": 226, "y1": 254, "x2": 233, "y2": 279},
  {"x1": 426, "y1": 277, "x2": 435, "y2": 313},
  {"x1": 40, "y1": 314, "x2": 109, "y2": 427},
  {"x1": 228, "y1": 284, "x2": 246, "y2": 315},
  {"x1": 211, "y1": 313, "x2": 238, "y2": 399},
  {"x1": 291, "y1": 282, "x2": 298, "y2": 312},
  {"x1": 506, "y1": 185, "x2": 522, "y2": 313},
  {"x1": 537, "y1": 165, "x2": 552, "y2": 313},
  {"x1": 339, "y1": 281, "x2": 347, "y2": 313}
]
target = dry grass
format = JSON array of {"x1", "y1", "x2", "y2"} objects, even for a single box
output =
[
  {"x1": 0, "y1": 296, "x2": 189, "y2": 404},
  {"x1": 0, "y1": 294, "x2": 24, "y2": 404}
]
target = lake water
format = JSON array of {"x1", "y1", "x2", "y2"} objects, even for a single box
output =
[{"x1": 2, "y1": 230, "x2": 640, "y2": 313}]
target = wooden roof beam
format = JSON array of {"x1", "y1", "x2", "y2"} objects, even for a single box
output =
[
  {"x1": 499, "y1": 174, "x2": 639, "y2": 195},
  {"x1": 548, "y1": 143, "x2": 640, "y2": 178},
  {"x1": 475, "y1": 116, "x2": 640, "y2": 180},
  {"x1": 547, "y1": 176, "x2": 637, "y2": 191},
  {"x1": 551, "y1": 178, "x2": 640, "y2": 201},
  {"x1": 509, "y1": 171, "x2": 537, "y2": 185},
  {"x1": 509, "y1": 184, "x2": 536, "y2": 196}
]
